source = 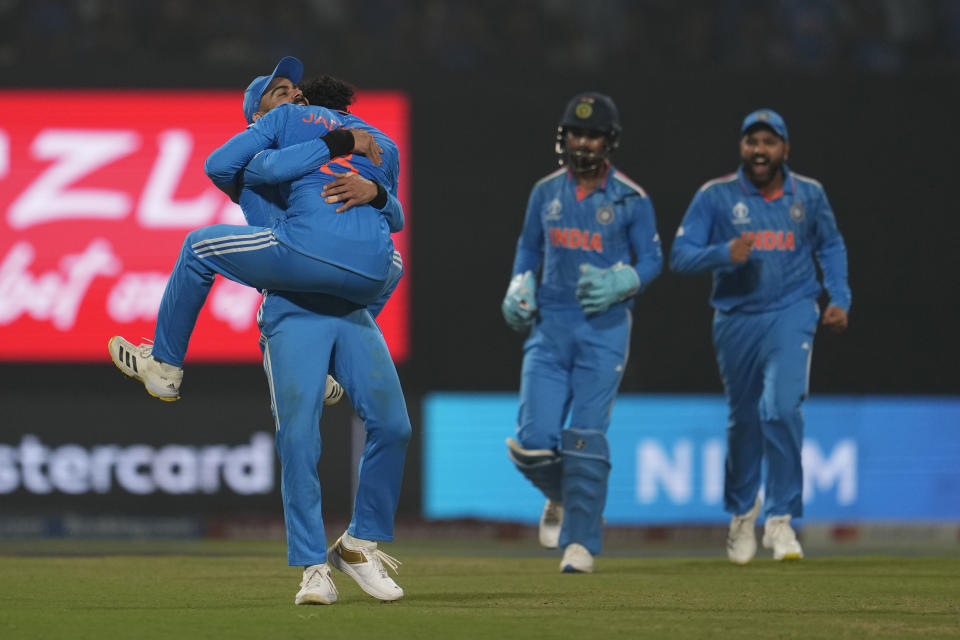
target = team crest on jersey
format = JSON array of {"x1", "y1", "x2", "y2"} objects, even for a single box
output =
[
  {"x1": 545, "y1": 198, "x2": 563, "y2": 221},
  {"x1": 732, "y1": 201, "x2": 751, "y2": 224},
  {"x1": 789, "y1": 200, "x2": 806, "y2": 222},
  {"x1": 596, "y1": 204, "x2": 615, "y2": 225}
]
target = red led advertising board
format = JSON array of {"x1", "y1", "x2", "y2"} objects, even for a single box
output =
[{"x1": 0, "y1": 91, "x2": 410, "y2": 363}]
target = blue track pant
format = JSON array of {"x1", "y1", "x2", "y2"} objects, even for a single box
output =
[
  {"x1": 260, "y1": 293, "x2": 411, "y2": 566},
  {"x1": 713, "y1": 298, "x2": 819, "y2": 519},
  {"x1": 152, "y1": 224, "x2": 399, "y2": 366}
]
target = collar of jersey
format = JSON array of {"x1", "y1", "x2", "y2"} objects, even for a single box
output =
[
  {"x1": 737, "y1": 163, "x2": 796, "y2": 199},
  {"x1": 566, "y1": 162, "x2": 612, "y2": 196}
]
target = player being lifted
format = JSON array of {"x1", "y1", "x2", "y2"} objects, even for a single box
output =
[
  {"x1": 669, "y1": 109, "x2": 850, "y2": 564},
  {"x1": 501, "y1": 92, "x2": 662, "y2": 573}
]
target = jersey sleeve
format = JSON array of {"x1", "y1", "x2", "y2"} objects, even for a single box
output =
[
  {"x1": 626, "y1": 195, "x2": 663, "y2": 291},
  {"x1": 378, "y1": 192, "x2": 404, "y2": 233},
  {"x1": 510, "y1": 186, "x2": 545, "y2": 276},
  {"x1": 242, "y1": 137, "x2": 332, "y2": 187},
  {"x1": 205, "y1": 107, "x2": 285, "y2": 191},
  {"x1": 669, "y1": 188, "x2": 732, "y2": 274},
  {"x1": 811, "y1": 187, "x2": 852, "y2": 311},
  {"x1": 379, "y1": 141, "x2": 403, "y2": 232}
]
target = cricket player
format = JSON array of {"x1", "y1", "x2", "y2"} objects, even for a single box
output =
[
  {"x1": 669, "y1": 109, "x2": 850, "y2": 564},
  {"x1": 235, "y1": 70, "x2": 410, "y2": 604},
  {"x1": 110, "y1": 59, "x2": 410, "y2": 603},
  {"x1": 502, "y1": 92, "x2": 662, "y2": 573}
]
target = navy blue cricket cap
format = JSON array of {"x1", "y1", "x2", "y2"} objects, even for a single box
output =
[
  {"x1": 741, "y1": 109, "x2": 789, "y2": 142},
  {"x1": 242, "y1": 56, "x2": 304, "y2": 124},
  {"x1": 560, "y1": 92, "x2": 621, "y2": 135}
]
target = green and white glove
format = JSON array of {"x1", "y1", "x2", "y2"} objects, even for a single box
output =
[
  {"x1": 575, "y1": 262, "x2": 640, "y2": 315},
  {"x1": 502, "y1": 271, "x2": 538, "y2": 332}
]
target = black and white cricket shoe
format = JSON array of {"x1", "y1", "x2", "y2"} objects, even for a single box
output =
[{"x1": 108, "y1": 336, "x2": 183, "y2": 401}]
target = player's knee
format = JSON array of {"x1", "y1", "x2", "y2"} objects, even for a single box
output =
[
  {"x1": 514, "y1": 427, "x2": 559, "y2": 453},
  {"x1": 184, "y1": 229, "x2": 207, "y2": 252},
  {"x1": 761, "y1": 391, "x2": 803, "y2": 424},
  {"x1": 394, "y1": 419, "x2": 412, "y2": 447},
  {"x1": 368, "y1": 417, "x2": 411, "y2": 449}
]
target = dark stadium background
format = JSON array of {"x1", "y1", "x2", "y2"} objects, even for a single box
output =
[{"x1": 1, "y1": 1, "x2": 957, "y2": 530}]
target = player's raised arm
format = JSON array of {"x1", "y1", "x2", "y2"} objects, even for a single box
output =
[{"x1": 205, "y1": 105, "x2": 287, "y2": 192}]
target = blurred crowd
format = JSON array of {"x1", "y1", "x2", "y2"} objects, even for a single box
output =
[{"x1": 2, "y1": 0, "x2": 958, "y2": 82}]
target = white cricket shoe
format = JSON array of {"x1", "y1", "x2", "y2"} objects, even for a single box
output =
[
  {"x1": 295, "y1": 563, "x2": 338, "y2": 605},
  {"x1": 328, "y1": 533, "x2": 404, "y2": 601},
  {"x1": 539, "y1": 499, "x2": 563, "y2": 549},
  {"x1": 762, "y1": 515, "x2": 804, "y2": 560},
  {"x1": 560, "y1": 543, "x2": 594, "y2": 573},
  {"x1": 108, "y1": 336, "x2": 183, "y2": 401},
  {"x1": 324, "y1": 375, "x2": 344, "y2": 406},
  {"x1": 727, "y1": 494, "x2": 762, "y2": 565}
]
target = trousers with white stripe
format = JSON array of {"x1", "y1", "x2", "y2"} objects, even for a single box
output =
[
  {"x1": 151, "y1": 224, "x2": 398, "y2": 366},
  {"x1": 713, "y1": 298, "x2": 820, "y2": 520},
  {"x1": 259, "y1": 292, "x2": 411, "y2": 566}
]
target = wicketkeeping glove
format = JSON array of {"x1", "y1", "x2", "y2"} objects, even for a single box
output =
[
  {"x1": 575, "y1": 262, "x2": 641, "y2": 315},
  {"x1": 502, "y1": 271, "x2": 538, "y2": 332}
]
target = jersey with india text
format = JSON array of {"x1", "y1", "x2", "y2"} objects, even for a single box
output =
[
  {"x1": 670, "y1": 165, "x2": 850, "y2": 314},
  {"x1": 511, "y1": 165, "x2": 662, "y2": 311},
  {"x1": 205, "y1": 103, "x2": 394, "y2": 281}
]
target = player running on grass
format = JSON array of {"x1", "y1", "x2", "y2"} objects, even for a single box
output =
[
  {"x1": 502, "y1": 92, "x2": 662, "y2": 573},
  {"x1": 669, "y1": 109, "x2": 850, "y2": 564}
]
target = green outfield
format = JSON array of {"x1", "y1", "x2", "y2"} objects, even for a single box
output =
[{"x1": 1, "y1": 539, "x2": 958, "y2": 639}]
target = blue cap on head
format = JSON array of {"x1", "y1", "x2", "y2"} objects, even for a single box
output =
[
  {"x1": 242, "y1": 56, "x2": 304, "y2": 124},
  {"x1": 741, "y1": 109, "x2": 788, "y2": 142}
]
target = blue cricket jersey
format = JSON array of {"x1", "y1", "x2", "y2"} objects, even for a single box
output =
[
  {"x1": 240, "y1": 114, "x2": 404, "y2": 233},
  {"x1": 205, "y1": 104, "x2": 396, "y2": 280},
  {"x1": 511, "y1": 165, "x2": 662, "y2": 310},
  {"x1": 670, "y1": 165, "x2": 850, "y2": 314}
]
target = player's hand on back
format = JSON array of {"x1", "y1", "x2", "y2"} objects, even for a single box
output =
[
  {"x1": 729, "y1": 236, "x2": 755, "y2": 263},
  {"x1": 322, "y1": 172, "x2": 378, "y2": 213},
  {"x1": 349, "y1": 129, "x2": 383, "y2": 166}
]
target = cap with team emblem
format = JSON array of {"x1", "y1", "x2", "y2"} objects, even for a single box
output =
[
  {"x1": 242, "y1": 56, "x2": 304, "y2": 124},
  {"x1": 560, "y1": 92, "x2": 621, "y2": 137},
  {"x1": 741, "y1": 109, "x2": 788, "y2": 142}
]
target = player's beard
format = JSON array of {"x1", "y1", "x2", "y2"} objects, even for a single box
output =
[{"x1": 743, "y1": 155, "x2": 783, "y2": 188}]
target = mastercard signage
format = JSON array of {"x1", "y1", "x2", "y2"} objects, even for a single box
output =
[{"x1": 0, "y1": 91, "x2": 410, "y2": 363}]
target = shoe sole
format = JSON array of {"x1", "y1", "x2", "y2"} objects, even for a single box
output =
[
  {"x1": 774, "y1": 552, "x2": 803, "y2": 561},
  {"x1": 295, "y1": 593, "x2": 337, "y2": 605},
  {"x1": 561, "y1": 564, "x2": 593, "y2": 574},
  {"x1": 295, "y1": 594, "x2": 337, "y2": 604},
  {"x1": 328, "y1": 549, "x2": 404, "y2": 601},
  {"x1": 108, "y1": 337, "x2": 180, "y2": 402}
]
